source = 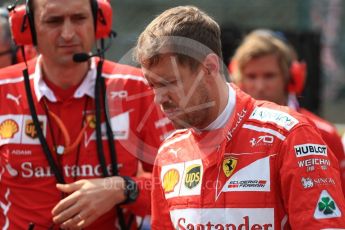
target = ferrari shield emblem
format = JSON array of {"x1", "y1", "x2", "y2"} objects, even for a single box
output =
[{"x1": 223, "y1": 157, "x2": 237, "y2": 177}]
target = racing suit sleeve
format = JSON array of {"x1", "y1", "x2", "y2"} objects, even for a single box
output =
[
  {"x1": 137, "y1": 83, "x2": 173, "y2": 172},
  {"x1": 151, "y1": 162, "x2": 175, "y2": 230},
  {"x1": 122, "y1": 81, "x2": 174, "y2": 217},
  {"x1": 319, "y1": 127, "x2": 345, "y2": 196},
  {"x1": 278, "y1": 124, "x2": 345, "y2": 229}
]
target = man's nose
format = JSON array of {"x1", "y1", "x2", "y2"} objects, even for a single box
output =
[
  {"x1": 255, "y1": 78, "x2": 266, "y2": 92},
  {"x1": 61, "y1": 20, "x2": 75, "y2": 41},
  {"x1": 153, "y1": 88, "x2": 169, "y2": 105}
]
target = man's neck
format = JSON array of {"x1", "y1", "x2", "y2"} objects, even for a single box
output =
[
  {"x1": 201, "y1": 81, "x2": 231, "y2": 130},
  {"x1": 198, "y1": 76, "x2": 229, "y2": 130},
  {"x1": 41, "y1": 58, "x2": 89, "y2": 89}
]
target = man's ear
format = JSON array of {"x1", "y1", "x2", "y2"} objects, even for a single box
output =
[{"x1": 203, "y1": 53, "x2": 220, "y2": 76}]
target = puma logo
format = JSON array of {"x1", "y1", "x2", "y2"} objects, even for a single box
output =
[
  {"x1": 169, "y1": 148, "x2": 182, "y2": 157},
  {"x1": 6, "y1": 93, "x2": 21, "y2": 105}
]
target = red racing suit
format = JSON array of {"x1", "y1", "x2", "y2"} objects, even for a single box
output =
[
  {"x1": 152, "y1": 84, "x2": 345, "y2": 229},
  {"x1": 0, "y1": 56, "x2": 172, "y2": 229},
  {"x1": 297, "y1": 108, "x2": 345, "y2": 196}
]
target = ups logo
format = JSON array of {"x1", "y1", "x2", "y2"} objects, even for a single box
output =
[
  {"x1": 25, "y1": 120, "x2": 43, "y2": 139},
  {"x1": 184, "y1": 164, "x2": 201, "y2": 189}
]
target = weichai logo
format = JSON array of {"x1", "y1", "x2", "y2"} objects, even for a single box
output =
[
  {"x1": 184, "y1": 164, "x2": 201, "y2": 189},
  {"x1": 177, "y1": 216, "x2": 273, "y2": 230},
  {"x1": 0, "y1": 119, "x2": 19, "y2": 139},
  {"x1": 25, "y1": 120, "x2": 43, "y2": 139},
  {"x1": 163, "y1": 169, "x2": 180, "y2": 193}
]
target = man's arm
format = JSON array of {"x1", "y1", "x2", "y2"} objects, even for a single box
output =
[
  {"x1": 279, "y1": 124, "x2": 345, "y2": 229},
  {"x1": 125, "y1": 80, "x2": 174, "y2": 216},
  {"x1": 151, "y1": 163, "x2": 175, "y2": 230}
]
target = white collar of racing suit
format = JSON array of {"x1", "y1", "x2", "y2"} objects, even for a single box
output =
[{"x1": 33, "y1": 55, "x2": 97, "y2": 102}]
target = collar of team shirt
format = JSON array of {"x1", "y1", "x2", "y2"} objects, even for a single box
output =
[{"x1": 33, "y1": 55, "x2": 97, "y2": 102}]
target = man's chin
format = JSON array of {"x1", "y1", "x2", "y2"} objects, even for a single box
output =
[
  {"x1": 57, "y1": 56, "x2": 80, "y2": 66},
  {"x1": 169, "y1": 117, "x2": 191, "y2": 129}
]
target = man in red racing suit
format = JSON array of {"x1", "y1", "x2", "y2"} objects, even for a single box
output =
[
  {"x1": 230, "y1": 29, "x2": 345, "y2": 196},
  {"x1": 152, "y1": 84, "x2": 345, "y2": 229},
  {"x1": 0, "y1": 56, "x2": 172, "y2": 229},
  {"x1": 134, "y1": 6, "x2": 345, "y2": 230}
]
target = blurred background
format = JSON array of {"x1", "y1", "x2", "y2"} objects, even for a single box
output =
[{"x1": 3, "y1": 0, "x2": 345, "y2": 133}]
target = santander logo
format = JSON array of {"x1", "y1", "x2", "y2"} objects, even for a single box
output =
[
  {"x1": 5, "y1": 162, "x2": 122, "y2": 178},
  {"x1": 170, "y1": 208, "x2": 274, "y2": 230},
  {"x1": 177, "y1": 216, "x2": 273, "y2": 230}
]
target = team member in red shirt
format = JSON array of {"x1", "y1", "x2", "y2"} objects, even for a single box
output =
[
  {"x1": 231, "y1": 29, "x2": 345, "y2": 196},
  {"x1": 135, "y1": 5, "x2": 345, "y2": 229},
  {"x1": 0, "y1": 0, "x2": 171, "y2": 229}
]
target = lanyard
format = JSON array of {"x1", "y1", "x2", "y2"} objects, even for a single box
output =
[
  {"x1": 22, "y1": 61, "x2": 119, "y2": 182},
  {"x1": 23, "y1": 59, "x2": 129, "y2": 230},
  {"x1": 23, "y1": 68, "x2": 65, "y2": 183},
  {"x1": 42, "y1": 97, "x2": 90, "y2": 155}
]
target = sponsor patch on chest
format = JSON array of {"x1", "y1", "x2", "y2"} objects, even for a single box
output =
[
  {"x1": 170, "y1": 208, "x2": 274, "y2": 230},
  {"x1": 216, "y1": 156, "x2": 271, "y2": 200},
  {"x1": 161, "y1": 159, "x2": 203, "y2": 199},
  {"x1": 249, "y1": 107, "x2": 298, "y2": 130},
  {"x1": 0, "y1": 115, "x2": 47, "y2": 146},
  {"x1": 84, "y1": 111, "x2": 130, "y2": 146}
]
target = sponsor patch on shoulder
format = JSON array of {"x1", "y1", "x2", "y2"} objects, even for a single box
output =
[
  {"x1": 294, "y1": 144, "x2": 327, "y2": 157},
  {"x1": 314, "y1": 190, "x2": 341, "y2": 219},
  {"x1": 249, "y1": 107, "x2": 298, "y2": 130}
]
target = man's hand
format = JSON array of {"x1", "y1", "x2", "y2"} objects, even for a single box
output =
[{"x1": 52, "y1": 177, "x2": 126, "y2": 229}]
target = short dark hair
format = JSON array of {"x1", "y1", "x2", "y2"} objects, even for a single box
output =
[{"x1": 135, "y1": 6, "x2": 222, "y2": 69}]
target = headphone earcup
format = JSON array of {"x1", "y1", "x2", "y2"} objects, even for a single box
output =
[
  {"x1": 288, "y1": 61, "x2": 307, "y2": 95},
  {"x1": 227, "y1": 59, "x2": 243, "y2": 88},
  {"x1": 9, "y1": 4, "x2": 34, "y2": 46},
  {"x1": 95, "y1": 0, "x2": 113, "y2": 39},
  {"x1": 227, "y1": 60, "x2": 235, "y2": 74},
  {"x1": 15, "y1": 45, "x2": 37, "y2": 63}
]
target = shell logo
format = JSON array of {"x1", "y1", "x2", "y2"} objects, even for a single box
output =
[
  {"x1": 0, "y1": 119, "x2": 19, "y2": 139},
  {"x1": 162, "y1": 169, "x2": 180, "y2": 193},
  {"x1": 86, "y1": 115, "x2": 96, "y2": 129}
]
